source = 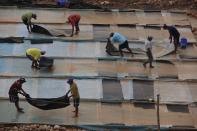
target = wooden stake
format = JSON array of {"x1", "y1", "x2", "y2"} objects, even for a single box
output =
[{"x1": 157, "y1": 94, "x2": 160, "y2": 131}]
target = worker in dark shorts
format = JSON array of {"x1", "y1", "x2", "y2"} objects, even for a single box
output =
[
  {"x1": 8, "y1": 77, "x2": 26, "y2": 113},
  {"x1": 163, "y1": 24, "x2": 180, "y2": 53},
  {"x1": 108, "y1": 32, "x2": 134, "y2": 57},
  {"x1": 143, "y1": 36, "x2": 154, "y2": 68},
  {"x1": 21, "y1": 12, "x2": 37, "y2": 33},
  {"x1": 66, "y1": 79, "x2": 80, "y2": 117},
  {"x1": 66, "y1": 14, "x2": 81, "y2": 37}
]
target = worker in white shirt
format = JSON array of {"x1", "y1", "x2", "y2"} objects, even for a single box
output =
[{"x1": 143, "y1": 36, "x2": 154, "y2": 68}]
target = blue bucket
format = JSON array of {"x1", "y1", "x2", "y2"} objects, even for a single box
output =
[
  {"x1": 57, "y1": 0, "x2": 70, "y2": 7},
  {"x1": 180, "y1": 37, "x2": 188, "y2": 49}
]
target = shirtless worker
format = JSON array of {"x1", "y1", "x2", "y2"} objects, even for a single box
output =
[{"x1": 66, "y1": 79, "x2": 80, "y2": 117}]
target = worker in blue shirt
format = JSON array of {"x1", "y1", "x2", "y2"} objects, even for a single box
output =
[{"x1": 108, "y1": 32, "x2": 134, "y2": 57}]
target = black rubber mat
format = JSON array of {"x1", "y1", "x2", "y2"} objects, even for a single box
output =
[
  {"x1": 133, "y1": 79, "x2": 154, "y2": 101},
  {"x1": 167, "y1": 104, "x2": 189, "y2": 113},
  {"x1": 32, "y1": 24, "x2": 52, "y2": 36},
  {"x1": 39, "y1": 57, "x2": 54, "y2": 68},
  {"x1": 102, "y1": 79, "x2": 123, "y2": 103},
  {"x1": 31, "y1": 39, "x2": 53, "y2": 44},
  {"x1": 0, "y1": 37, "x2": 24, "y2": 43},
  {"x1": 134, "y1": 103, "x2": 155, "y2": 109},
  {"x1": 179, "y1": 54, "x2": 197, "y2": 59}
]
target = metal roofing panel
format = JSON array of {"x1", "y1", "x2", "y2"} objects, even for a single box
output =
[
  {"x1": 154, "y1": 81, "x2": 192, "y2": 103},
  {"x1": 133, "y1": 80, "x2": 154, "y2": 100},
  {"x1": 102, "y1": 79, "x2": 123, "y2": 102}
]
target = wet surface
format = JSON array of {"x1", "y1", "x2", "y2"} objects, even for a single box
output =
[
  {"x1": 154, "y1": 81, "x2": 192, "y2": 103},
  {"x1": 0, "y1": 100, "x2": 194, "y2": 126},
  {"x1": 0, "y1": 8, "x2": 197, "y2": 127}
]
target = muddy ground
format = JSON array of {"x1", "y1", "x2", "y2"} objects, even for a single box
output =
[
  {"x1": 0, "y1": 124, "x2": 86, "y2": 131},
  {"x1": 0, "y1": 0, "x2": 197, "y2": 10}
]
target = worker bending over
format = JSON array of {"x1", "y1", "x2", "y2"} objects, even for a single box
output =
[
  {"x1": 66, "y1": 14, "x2": 81, "y2": 37},
  {"x1": 26, "y1": 48, "x2": 45, "y2": 69},
  {"x1": 108, "y1": 32, "x2": 134, "y2": 57},
  {"x1": 21, "y1": 12, "x2": 37, "y2": 33},
  {"x1": 163, "y1": 24, "x2": 180, "y2": 53}
]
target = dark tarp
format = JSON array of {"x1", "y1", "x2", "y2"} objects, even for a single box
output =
[
  {"x1": 0, "y1": 37, "x2": 24, "y2": 43},
  {"x1": 31, "y1": 39, "x2": 53, "y2": 44},
  {"x1": 25, "y1": 94, "x2": 70, "y2": 110},
  {"x1": 39, "y1": 57, "x2": 54, "y2": 68},
  {"x1": 166, "y1": 104, "x2": 189, "y2": 113},
  {"x1": 31, "y1": 24, "x2": 67, "y2": 37},
  {"x1": 179, "y1": 54, "x2": 197, "y2": 60},
  {"x1": 32, "y1": 25, "x2": 52, "y2": 36}
]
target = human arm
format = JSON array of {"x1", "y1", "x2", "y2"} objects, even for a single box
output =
[
  {"x1": 27, "y1": 17, "x2": 33, "y2": 32},
  {"x1": 66, "y1": 90, "x2": 73, "y2": 98},
  {"x1": 169, "y1": 31, "x2": 172, "y2": 43}
]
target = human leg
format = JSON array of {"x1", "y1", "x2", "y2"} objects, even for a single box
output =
[
  {"x1": 75, "y1": 20, "x2": 80, "y2": 35},
  {"x1": 73, "y1": 98, "x2": 80, "y2": 117},
  {"x1": 173, "y1": 36, "x2": 179, "y2": 53},
  {"x1": 147, "y1": 50, "x2": 154, "y2": 68}
]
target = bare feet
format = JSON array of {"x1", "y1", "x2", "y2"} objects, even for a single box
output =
[
  {"x1": 17, "y1": 108, "x2": 24, "y2": 113},
  {"x1": 72, "y1": 115, "x2": 78, "y2": 118}
]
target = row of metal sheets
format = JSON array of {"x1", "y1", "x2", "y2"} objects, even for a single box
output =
[
  {"x1": 0, "y1": 24, "x2": 93, "y2": 40},
  {"x1": 0, "y1": 41, "x2": 196, "y2": 60},
  {"x1": 0, "y1": 78, "x2": 196, "y2": 104},
  {"x1": 0, "y1": 8, "x2": 190, "y2": 25},
  {"x1": 0, "y1": 100, "x2": 193, "y2": 126},
  {"x1": 0, "y1": 23, "x2": 195, "y2": 42},
  {"x1": 4, "y1": 57, "x2": 197, "y2": 80},
  {"x1": 0, "y1": 58, "x2": 193, "y2": 80}
]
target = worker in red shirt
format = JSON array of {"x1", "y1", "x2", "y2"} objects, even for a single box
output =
[
  {"x1": 66, "y1": 14, "x2": 81, "y2": 37},
  {"x1": 8, "y1": 78, "x2": 27, "y2": 113}
]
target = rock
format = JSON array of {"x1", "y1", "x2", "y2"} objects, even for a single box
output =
[
  {"x1": 100, "y1": 1, "x2": 110, "y2": 5},
  {"x1": 30, "y1": 124, "x2": 37, "y2": 129},
  {"x1": 169, "y1": 1, "x2": 173, "y2": 5},
  {"x1": 54, "y1": 125, "x2": 60, "y2": 130},
  {"x1": 192, "y1": 27, "x2": 197, "y2": 32},
  {"x1": 13, "y1": 126, "x2": 18, "y2": 130}
]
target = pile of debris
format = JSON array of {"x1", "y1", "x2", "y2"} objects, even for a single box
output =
[
  {"x1": 0, "y1": 124, "x2": 86, "y2": 131},
  {"x1": 85, "y1": 0, "x2": 197, "y2": 9}
]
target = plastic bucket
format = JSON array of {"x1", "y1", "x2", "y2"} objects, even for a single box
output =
[{"x1": 180, "y1": 37, "x2": 188, "y2": 49}]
